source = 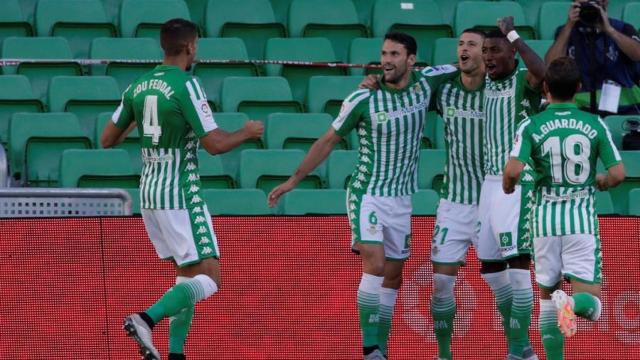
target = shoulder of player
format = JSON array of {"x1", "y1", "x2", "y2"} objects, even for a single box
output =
[
  {"x1": 180, "y1": 76, "x2": 207, "y2": 99},
  {"x1": 343, "y1": 88, "x2": 372, "y2": 105}
]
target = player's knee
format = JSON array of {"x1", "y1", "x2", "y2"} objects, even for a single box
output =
[
  {"x1": 480, "y1": 261, "x2": 507, "y2": 273},
  {"x1": 383, "y1": 273, "x2": 402, "y2": 289},
  {"x1": 433, "y1": 273, "x2": 456, "y2": 298},
  {"x1": 193, "y1": 274, "x2": 219, "y2": 299}
]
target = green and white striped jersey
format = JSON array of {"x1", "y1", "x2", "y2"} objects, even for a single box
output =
[
  {"x1": 484, "y1": 64, "x2": 540, "y2": 181},
  {"x1": 333, "y1": 66, "x2": 458, "y2": 196},
  {"x1": 511, "y1": 103, "x2": 622, "y2": 237},
  {"x1": 436, "y1": 76, "x2": 485, "y2": 205},
  {"x1": 113, "y1": 65, "x2": 217, "y2": 210}
]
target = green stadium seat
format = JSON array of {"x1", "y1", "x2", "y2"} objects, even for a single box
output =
[
  {"x1": 197, "y1": 149, "x2": 236, "y2": 189},
  {"x1": 372, "y1": 0, "x2": 453, "y2": 64},
  {"x1": 269, "y1": 0, "x2": 292, "y2": 24},
  {"x1": 0, "y1": 75, "x2": 44, "y2": 146},
  {"x1": 306, "y1": 76, "x2": 365, "y2": 117},
  {"x1": 349, "y1": 37, "x2": 384, "y2": 76},
  {"x1": 239, "y1": 149, "x2": 323, "y2": 193},
  {"x1": 455, "y1": 1, "x2": 534, "y2": 39},
  {"x1": 89, "y1": 38, "x2": 162, "y2": 92},
  {"x1": 434, "y1": 114, "x2": 446, "y2": 149},
  {"x1": 265, "y1": 113, "x2": 348, "y2": 151},
  {"x1": 35, "y1": 0, "x2": 116, "y2": 59},
  {"x1": 595, "y1": 191, "x2": 616, "y2": 215},
  {"x1": 352, "y1": 0, "x2": 376, "y2": 27},
  {"x1": 9, "y1": 112, "x2": 92, "y2": 186},
  {"x1": 59, "y1": 148, "x2": 139, "y2": 188},
  {"x1": 202, "y1": 188, "x2": 272, "y2": 215},
  {"x1": 520, "y1": 39, "x2": 554, "y2": 60},
  {"x1": 327, "y1": 150, "x2": 357, "y2": 189},
  {"x1": 282, "y1": 189, "x2": 347, "y2": 215},
  {"x1": 609, "y1": 151, "x2": 640, "y2": 214},
  {"x1": 628, "y1": 188, "x2": 640, "y2": 216},
  {"x1": 432, "y1": 0, "x2": 463, "y2": 26},
  {"x1": 603, "y1": 115, "x2": 636, "y2": 150},
  {"x1": 519, "y1": 0, "x2": 570, "y2": 28},
  {"x1": 0, "y1": 0, "x2": 33, "y2": 47},
  {"x1": 120, "y1": 0, "x2": 191, "y2": 39},
  {"x1": 265, "y1": 38, "x2": 346, "y2": 104},
  {"x1": 184, "y1": 0, "x2": 209, "y2": 28},
  {"x1": 607, "y1": 0, "x2": 628, "y2": 20},
  {"x1": 95, "y1": 112, "x2": 142, "y2": 172},
  {"x1": 48, "y1": 76, "x2": 121, "y2": 140},
  {"x1": 102, "y1": 0, "x2": 123, "y2": 23},
  {"x1": 432, "y1": 37, "x2": 458, "y2": 66},
  {"x1": 422, "y1": 111, "x2": 440, "y2": 149},
  {"x1": 623, "y1": 3, "x2": 640, "y2": 30},
  {"x1": 220, "y1": 76, "x2": 302, "y2": 121},
  {"x1": 18, "y1": 0, "x2": 38, "y2": 25},
  {"x1": 1, "y1": 37, "x2": 82, "y2": 102},
  {"x1": 193, "y1": 38, "x2": 258, "y2": 110},
  {"x1": 212, "y1": 112, "x2": 264, "y2": 176},
  {"x1": 539, "y1": 2, "x2": 572, "y2": 40},
  {"x1": 288, "y1": 0, "x2": 368, "y2": 63},
  {"x1": 418, "y1": 149, "x2": 446, "y2": 191},
  {"x1": 205, "y1": 0, "x2": 285, "y2": 60},
  {"x1": 412, "y1": 189, "x2": 439, "y2": 215}
]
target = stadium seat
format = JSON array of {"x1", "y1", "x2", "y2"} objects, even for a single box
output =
[
  {"x1": 349, "y1": 37, "x2": 384, "y2": 76},
  {"x1": 1, "y1": 37, "x2": 82, "y2": 102},
  {"x1": 432, "y1": 0, "x2": 462, "y2": 27},
  {"x1": 434, "y1": 113, "x2": 446, "y2": 149},
  {"x1": 603, "y1": 115, "x2": 635, "y2": 150},
  {"x1": 372, "y1": 0, "x2": 453, "y2": 65},
  {"x1": 595, "y1": 191, "x2": 616, "y2": 215},
  {"x1": 265, "y1": 113, "x2": 348, "y2": 151},
  {"x1": 193, "y1": 38, "x2": 258, "y2": 110},
  {"x1": 265, "y1": 38, "x2": 346, "y2": 104},
  {"x1": 288, "y1": 0, "x2": 368, "y2": 63},
  {"x1": 205, "y1": 0, "x2": 285, "y2": 60},
  {"x1": 197, "y1": 149, "x2": 236, "y2": 189},
  {"x1": 609, "y1": 151, "x2": 640, "y2": 214},
  {"x1": 412, "y1": 189, "x2": 439, "y2": 215},
  {"x1": 18, "y1": 0, "x2": 38, "y2": 25},
  {"x1": 352, "y1": 0, "x2": 375, "y2": 27},
  {"x1": 220, "y1": 76, "x2": 302, "y2": 121},
  {"x1": 0, "y1": 0, "x2": 33, "y2": 47},
  {"x1": 538, "y1": 2, "x2": 572, "y2": 40},
  {"x1": 35, "y1": 0, "x2": 116, "y2": 59},
  {"x1": 432, "y1": 37, "x2": 458, "y2": 66},
  {"x1": 269, "y1": 0, "x2": 292, "y2": 24},
  {"x1": 418, "y1": 149, "x2": 446, "y2": 191},
  {"x1": 607, "y1": 0, "x2": 628, "y2": 20},
  {"x1": 239, "y1": 149, "x2": 323, "y2": 193},
  {"x1": 327, "y1": 150, "x2": 357, "y2": 189},
  {"x1": 281, "y1": 189, "x2": 347, "y2": 215},
  {"x1": 59, "y1": 148, "x2": 139, "y2": 188},
  {"x1": 521, "y1": 40, "x2": 554, "y2": 60},
  {"x1": 202, "y1": 188, "x2": 272, "y2": 215},
  {"x1": 48, "y1": 76, "x2": 121, "y2": 140},
  {"x1": 306, "y1": 76, "x2": 365, "y2": 117},
  {"x1": 9, "y1": 112, "x2": 91, "y2": 186},
  {"x1": 0, "y1": 75, "x2": 44, "y2": 146},
  {"x1": 120, "y1": 0, "x2": 191, "y2": 39},
  {"x1": 623, "y1": 3, "x2": 640, "y2": 30},
  {"x1": 423, "y1": 111, "x2": 440, "y2": 149},
  {"x1": 102, "y1": 0, "x2": 123, "y2": 23},
  {"x1": 519, "y1": 0, "x2": 569, "y2": 29},
  {"x1": 628, "y1": 188, "x2": 640, "y2": 216},
  {"x1": 455, "y1": 1, "x2": 534, "y2": 39},
  {"x1": 95, "y1": 112, "x2": 142, "y2": 173},
  {"x1": 89, "y1": 38, "x2": 162, "y2": 92},
  {"x1": 184, "y1": 0, "x2": 209, "y2": 28}
]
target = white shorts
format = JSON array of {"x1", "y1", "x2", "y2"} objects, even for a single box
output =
[
  {"x1": 478, "y1": 175, "x2": 533, "y2": 260},
  {"x1": 347, "y1": 189, "x2": 412, "y2": 261},
  {"x1": 142, "y1": 206, "x2": 220, "y2": 267},
  {"x1": 534, "y1": 234, "x2": 602, "y2": 288},
  {"x1": 431, "y1": 199, "x2": 483, "y2": 265}
]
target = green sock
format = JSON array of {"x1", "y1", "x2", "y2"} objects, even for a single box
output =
[
  {"x1": 431, "y1": 296, "x2": 456, "y2": 360},
  {"x1": 378, "y1": 287, "x2": 397, "y2": 356},
  {"x1": 357, "y1": 274, "x2": 382, "y2": 348},
  {"x1": 540, "y1": 299, "x2": 564, "y2": 360},
  {"x1": 572, "y1": 292, "x2": 601, "y2": 320},
  {"x1": 169, "y1": 305, "x2": 194, "y2": 354},
  {"x1": 482, "y1": 271, "x2": 512, "y2": 345},
  {"x1": 508, "y1": 269, "x2": 533, "y2": 356},
  {"x1": 146, "y1": 280, "x2": 206, "y2": 323}
]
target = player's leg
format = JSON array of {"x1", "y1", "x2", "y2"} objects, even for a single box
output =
[
  {"x1": 534, "y1": 236, "x2": 564, "y2": 360},
  {"x1": 168, "y1": 276, "x2": 195, "y2": 360},
  {"x1": 431, "y1": 264, "x2": 459, "y2": 360},
  {"x1": 379, "y1": 260, "x2": 402, "y2": 357}
]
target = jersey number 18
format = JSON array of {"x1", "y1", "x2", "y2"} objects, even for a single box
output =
[{"x1": 541, "y1": 134, "x2": 591, "y2": 184}]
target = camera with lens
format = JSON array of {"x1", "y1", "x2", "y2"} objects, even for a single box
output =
[{"x1": 579, "y1": 0, "x2": 602, "y2": 26}]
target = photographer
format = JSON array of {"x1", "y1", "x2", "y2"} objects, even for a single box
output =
[{"x1": 546, "y1": 0, "x2": 640, "y2": 115}]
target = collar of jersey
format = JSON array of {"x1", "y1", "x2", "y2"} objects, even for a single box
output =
[
  {"x1": 456, "y1": 73, "x2": 484, "y2": 93},
  {"x1": 378, "y1": 71, "x2": 419, "y2": 93},
  {"x1": 154, "y1": 64, "x2": 181, "y2": 71},
  {"x1": 547, "y1": 102, "x2": 578, "y2": 109},
  {"x1": 490, "y1": 59, "x2": 520, "y2": 83}
]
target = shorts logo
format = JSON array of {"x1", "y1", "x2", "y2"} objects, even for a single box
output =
[
  {"x1": 499, "y1": 232, "x2": 513, "y2": 247},
  {"x1": 375, "y1": 112, "x2": 389, "y2": 124},
  {"x1": 405, "y1": 234, "x2": 412, "y2": 249}
]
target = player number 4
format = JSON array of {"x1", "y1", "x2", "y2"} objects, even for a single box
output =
[{"x1": 143, "y1": 95, "x2": 161, "y2": 145}]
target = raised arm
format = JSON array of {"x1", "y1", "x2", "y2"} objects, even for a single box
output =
[
  {"x1": 595, "y1": 4, "x2": 640, "y2": 61},
  {"x1": 545, "y1": 2, "x2": 581, "y2": 64},
  {"x1": 498, "y1": 16, "x2": 545, "y2": 87}
]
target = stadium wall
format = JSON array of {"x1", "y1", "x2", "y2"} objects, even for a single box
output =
[{"x1": 0, "y1": 216, "x2": 638, "y2": 360}]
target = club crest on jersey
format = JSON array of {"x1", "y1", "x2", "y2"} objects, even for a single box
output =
[
  {"x1": 375, "y1": 111, "x2": 389, "y2": 124},
  {"x1": 412, "y1": 83, "x2": 422, "y2": 94}
]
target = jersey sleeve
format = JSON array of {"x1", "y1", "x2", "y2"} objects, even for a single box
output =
[
  {"x1": 112, "y1": 85, "x2": 134, "y2": 129},
  {"x1": 510, "y1": 119, "x2": 533, "y2": 163},
  {"x1": 420, "y1": 65, "x2": 459, "y2": 110},
  {"x1": 180, "y1": 77, "x2": 218, "y2": 138},
  {"x1": 597, "y1": 117, "x2": 622, "y2": 168},
  {"x1": 332, "y1": 89, "x2": 369, "y2": 137}
]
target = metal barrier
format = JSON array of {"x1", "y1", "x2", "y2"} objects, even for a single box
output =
[
  {"x1": 0, "y1": 146, "x2": 7, "y2": 188},
  {"x1": 0, "y1": 188, "x2": 132, "y2": 217}
]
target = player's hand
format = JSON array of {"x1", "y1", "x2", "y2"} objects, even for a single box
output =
[
  {"x1": 503, "y1": 183, "x2": 515, "y2": 194},
  {"x1": 594, "y1": 3, "x2": 614, "y2": 34},
  {"x1": 497, "y1": 16, "x2": 515, "y2": 35},
  {"x1": 567, "y1": 2, "x2": 581, "y2": 26},
  {"x1": 243, "y1": 120, "x2": 264, "y2": 139},
  {"x1": 268, "y1": 179, "x2": 295, "y2": 208},
  {"x1": 359, "y1": 74, "x2": 380, "y2": 90},
  {"x1": 595, "y1": 174, "x2": 609, "y2": 191}
]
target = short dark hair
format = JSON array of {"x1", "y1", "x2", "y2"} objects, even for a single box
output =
[
  {"x1": 485, "y1": 29, "x2": 507, "y2": 40},
  {"x1": 384, "y1": 32, "x2": 417, "y2": 56},
  {"x1": 160, "y1": 18, "x2": 198, "y2": 56},
  {"x1": 545, "y1": 57, "x2": 581, "y2": 101},
  {"x1": 461, "y1": 28, "x2": 486, "y2": 38}
]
